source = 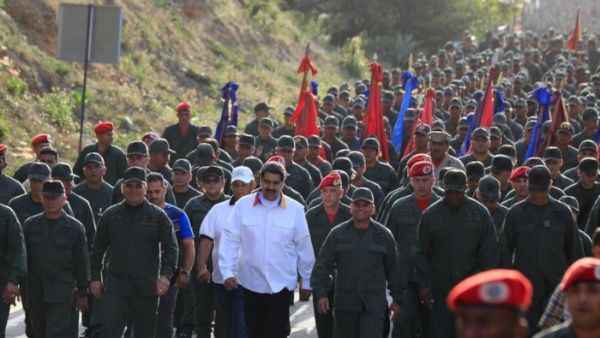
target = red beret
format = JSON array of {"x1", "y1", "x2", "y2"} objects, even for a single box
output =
[
  {"x1": 142, "y1": 132, "x2": 159, "y2": 142},
  {"x1": 407, "y1": 153, "x2": 432, "y2": 169},
  {"x1": 176, "y1": 101, "x2": 191, "y2": 113},
  {"x1": 31, "y1": 134, "x2": 51, "y2": 146},
  {"x1": 447, "y1": 269, "x2": 533, "y2": 312},
  {"x1": 94, "y1": 121, "x2": 115, "y2": 134},
  {"x1": 0, "y1": 144, "x2": 7, "y2": 156},
  {"x1": 560, "y1": 257, "x2": 600, "y2": 291},
  {"x1": 409, "y1": 161, "x2": 434, "y2": 177},
  {"x1": 267, "y1": 155, "x2": 286, "y2": 166},
  {"x1": 510, "y1": 166, "x2": 529, "y2": 181},
  {"x1": 319, "y1": 172, "x2": 342, "y2": 189}
]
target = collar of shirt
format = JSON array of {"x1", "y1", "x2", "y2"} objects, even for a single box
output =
[{"x1": 253, "y1": 190, "x2": 286, "y2": 209}]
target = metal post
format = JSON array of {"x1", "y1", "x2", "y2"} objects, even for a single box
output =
[{"x1": 78, "y1": 4, "x2": 93, "y2": 153}]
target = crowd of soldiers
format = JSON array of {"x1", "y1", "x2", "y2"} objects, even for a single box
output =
[{"x1": 2, "y1": 27, "x2": 600, "y2": 338}]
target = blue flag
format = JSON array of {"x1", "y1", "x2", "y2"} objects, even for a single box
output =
[
  {"x1": 458, "y1": 91, "x2": 484, "y2": 157},
  {"x1": 525, "y1": 85, "x2": 552, "y2": 160},
  {"x1": 392, "y1": 71, "x2": 418, "y2": 152},
  {"x1": 214, "y1": 81, "x2": 239, "y2": 143}
]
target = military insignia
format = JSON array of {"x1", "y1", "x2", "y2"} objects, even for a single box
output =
[
  {"x1": 333, "y1": 176, "x2": 341, "y2": 186},
  {"x1": 422, "y1": 166, "x2": 432, "y2": 174},
  {"x1": 594, "y1": 265, "x2": 600, "y2": 280},
  {"x1": 479, "y1": 282, "x2": 509, "y2": 304}
]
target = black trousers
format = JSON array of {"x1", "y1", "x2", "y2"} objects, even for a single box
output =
[{"x1": 243, "y1": 287, "x2": 292, "y2": 338}]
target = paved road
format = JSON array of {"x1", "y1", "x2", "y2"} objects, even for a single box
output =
[{"x1": 6, "y1": 293, "x2": 318, "y2": 338}]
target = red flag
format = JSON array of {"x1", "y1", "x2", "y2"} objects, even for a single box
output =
[
  {"x1": 291, "y1": 55, "x2": 320, "y2": 139},
  {"x1": 541, "y1": 92, "x2": 567, "y2": 149},
  {"x1": 479, "y1": 77, "x2": 494, "y2": 128},
  {"x1": 567, "y1": 9, "x2": 581, "y2": 51},
  {"x1": 362, "y1": 62, "x2": 389, "y2": 161},
  {"x1": 402, "y1": 88, "x2": 435, "y2": 157}
]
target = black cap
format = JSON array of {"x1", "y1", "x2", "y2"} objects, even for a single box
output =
[
  {"x1": 491, "y1": 155, "x2": 513, "y2": 173},
  {"x1": 127, "y1": 141, "x2": 149, "y2": 156},
  {"x1": 582, "y1": 108, "x2": 599, "y2": 121},
  {"x1": 466, "y1": 161, "x2": 485, "y2": 180},
  {"x1": 361, "y1": 137, "x2": 380, "y2": 151},
  {"x1": 324, "y1": 116, "x2": 339, "y2": 128},
  {"x1": 472, "y1": 127, "x2": 490, "y2": 140},
  {"x1": 224, "y1": 125, "x2": 238, "y2": 136},
  {"x1": 197, "y1": 125, "x2": 213, "y2": 137},
  {"x1": 415, "y1": 124, "x2": 431, "y2": 136},
  {"x1": 239, "y1": 134, "x2": 255, "y2": 147},
  {"x1": 477, "y1": 176, "x2": 500, "y2": 201},
  {"x1": 196, "y1": 143, "x2": 215, "y2": 167},
  {"x1": 528, "y1": 165, "x2": 551, "y2": 192},
  {"x1": 497, "y1": 145, "x2": 516, "y2": 159},
  {"x1": 51, "y1": 163, "x2": 78, "y2": 181},
  {"x1": 42, "y1": 180, "x2": 65, "y2": 198},
  {"x1": 173, "y1": 159, "x2": 192, "y2": 173},
  {"x1": 579, "y1": 140, "x2": 597, "y2": 152},
  {"x1": 323, "y1": 95, "x2": 335, "y2": 104},
  {"x1": 524, "y1": 157, "x2": 545, "y2": 167},
  {"x1": 332, "y1": 157, "x2": 356, "y2": 180},
  {"x1": 149, "y1": 138, "x2": 176, "y2": 155},
  {"x1": 342, "y1": 116, "x2": 357, "y2": 129},
  {"x1": 543, "y1": 147, "x2": 562, "y2": 161},
  {"x1": 84, "y1": 152, "x2": 105, "y2": 166},
  {"x1": 202, "y1": 165, "x2": 224, "y2": 180},
  {"x1": 347, "y1": 151, "x2": 365, "y2": 168},
  {"x1": 254, "y1": 102, "x2": 270, "y2": 112},
  {"x1": 277, "y1": 135, "x2": 295, "y2": 151},
  {"x1": 28, "y1": 162, "x2": 51, "y2": 181},
  {"x1": 284, "y1": 106, "x2": 295, "y2": 115},
  {"x1": 259, "y1": 117, "x2": 274, "y2": 129},
  {"x1": 122, "y1": 167, "x2": 146, "y2": 183},
  {"x1": 352, "y1": 187, "x2": 374, "y2": 204},
  {"x1": 557, "y1": 122, "x2": 573, "y2": 134},
  {"x1": 559, "y1": 195, "x2": 580, "y2": 213},
  {"x1": 307, "y1": 135, "x2": 321, "y2": 148},
  {"x1": 489, "y1": 126, "x2": 502, "y2": 139},
  {"x1": 242, "y1": 156, "x2": 263, "y2": 173},
  {"x1": 443, "y1": 169, "x2": 467, "y2": 191},
  {"x1": 578, "y1": 157, "x2": 599, "y2": 176}
]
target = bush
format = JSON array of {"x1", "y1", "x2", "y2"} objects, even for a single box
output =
[
  {"x1": 7, "y1": 76, "x2": 28, "y2": 99},
  {"x1": 340, "y1": 37, "x2": 368, "y2": 78},
  {"x1": 40, "y1": 90, "x2": 77, "y2": 130}
]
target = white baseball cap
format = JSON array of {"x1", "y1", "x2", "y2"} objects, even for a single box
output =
[{"x1": 231, "y1": 166, "x2": 254, "y2": 184}]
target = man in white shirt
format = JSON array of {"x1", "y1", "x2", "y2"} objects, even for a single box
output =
[
  {"x1": 219, "y1": 161, "x2": 315, "y2": 338},
  {"x1": 197, "y1": 166, "x2": 256, "y2": 338}
]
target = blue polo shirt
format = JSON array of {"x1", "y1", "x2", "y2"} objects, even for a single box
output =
[{"x1": 164, "y1": 203, "x2": 194, "y2": 240}]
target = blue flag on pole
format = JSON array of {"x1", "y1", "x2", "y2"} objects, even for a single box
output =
[
  {"x1": 214, "y1": 81, "x2": 239, "y2": 143},
  {"x1": 525, "y1": 85, "x2": 552, "y2": 160},
  {"x1": 392, "y1": 71, "x2": 418, "y2": 153}
]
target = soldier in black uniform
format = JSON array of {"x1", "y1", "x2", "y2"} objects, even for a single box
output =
[
  {"x1": 254, "y1": 118, "x2": 278, "y2": 162},
  {"x1": 321, "y1": 116, "x2": 348, "y2": 161},
  {"x1": 232, "y1": 134, "x2": 256, "y2": 168},
  {"x1": 272, "y1": 106, "x2": 296, "y2": 138},
  {"x1": 543, "y1": 147, "x2": 574, "y2": 190},
  {"x1": 275, "y1": 136, "x2": 314, "y2": 200},
  {"x1": 563, "y1": 140, "x2": 598, "y2": 182},
  {"x1": 162, "y1": 101, "x2": 201, "y2": 165},
  {"x1": 73, "y1": 152, "x2": 114, "y2": 223},
  {"x1": 171, "y1": 159, "x2": 201, "y2": 209},
  {"x1": 307, "y1": 136, "x2": 333, "y2": 178},
  {"x1": 475, "y1": 175, "x2": 508, "y2": 236},
  {"x1": 244, "y1": 102, "x2": 273, "y2": 137},
  {"x1": 571, "y1": 108, "x2": 599, "y2": 149},
  {"x1": 564, "y1": 158, "x2": 600, "y2": 226},
  {"x1": 361, "y1": 138, "x2": 399, "y2": 195},
  {"x1": 460, "y1": 127, "x2": 494, "y2": 168},
  {"x1": 293, "y1": 136, "x2": 323, "y2": 187},
  {"x1": 148, "y1": 139, "x2": 176, "y2": 184},
  {"x1": 0, "y1": 144, "x2": 25, "y2": 205}
]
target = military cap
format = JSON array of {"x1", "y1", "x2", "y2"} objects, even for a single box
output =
[
  {"x1": 439, "y1": 168, "x2": 449, "y2": 182},
  {"x1": 557, "y1": 122, "x2": 573, "y2": 134},
  {"x1": 498, "y1": 145, "x2": 516, "y2": 159},
  {"x1": 404, "y1": 108, "x2": 416, "y2": 121},
  {"x1": 582, "y1": 108, "x2": 599, "y2": 120},
  {"x1": 196, "y1": 143, "x2": 215, "y2": 164},
  {"x1": 415, "y1": 124, "x2": 431, "y2": 136},
  {"x1": 127, "y1": 141, "x2": 149, "y2": 156},
  {"x1": 443, "y1": 169, "x2": 467, "y2": 191},
  {"x1": 382, "y1": 91, "x2": 394, "y2": 103},
  {"x1": 472, "y1": 127, "x2": 490, "y2": 140},
  {"x1": 543, "y1": 147, "x2": 562, "y2": 161},
  {"x1": 524, "y1": 157, "x2": 545, "y2": 167},
  {"x1": 318, "y1": 172, "x2": 342, "y2": 189},
  {"x1": 39, "y1": 147, "x2": 58, "y2": 158},
  {"x1": 407, "y1": 153, "x2": 432, "y2": 169},
  {"x1": 324, "y1": 115, "x2": 339, "y2": 129},
  {"x1": 568, "y1": 96, "x2": 583, "y2": 106},
  {"x1": 332, "y1": 157, "x2": 356, "y2": 180},
  {"x1": 560, "y1": 195, "x2": 580, "y2": 213},
  {"x1": 432, "y1": 120, "x2": 446, "y2": 132},
  {"x1": 553, "y1": 70, "x2": 566, "y2": 79},
  {"x1": 489, "y1": 126, "x2": 502, "y2": 139},
  {"x1": 579, "y1": 157, "x2": 599, "y2": 176},
  {"x1": 560, "y1": 258, "x2": 600, "y2": 291},
  {"x1": 352, "y1": 187, "x2": 374, "y2": 204},
  {"x1": 294, "y1": 136, "x2": 308, "y2": 150},
  {"x1": 322, "y1": 95, "x2": 335, "y2": 105},
  {"x1": 259, "y1": 118, "x2": 274, "y2": 129},
  {"x1": 42, "y1": 180, "x2": 66, "y2": 198},
  {"x1": 477, "y1": 176, "x2": 501, "y2": 201},
  {"x1": 430, "y1": 131, "x2": 451, "y2": 143},
  {"x1": 465, "y1": 99, "x2": 477, "y2": 109},
  {"x1": 238, "y1": 134, "x2": 255, "y2": 147},
  {"x1": 466, "y1": 162, "x2": 485, "y2": 180},
  {"x1": 591, "y1": 74, "x2": 600, "y2": 84},
  {"x1": 409, "y1": 161, "x2": 434, "y2": 177},
  {"x1": 391, "y1": 67, "x2": 402, "y2": 74},
  {"x1": 514, "y1": 98, "x2": 527, "y2": 108},
  {"x1": 242, "y1": 156, "x2": 263, "y2": 173},
  {"x1": 524, "y1": 118, "x2": 537, "y2": 130},
  {"x1": 84, "y1": 152, "x2": 105, "y2": 166},
  {"x1": 347, "y1": 151, "x2": 366, "y2": 169},
  {"x1": 528, "y1": 165, "x2": 551, "y2": 192},
  {"x1": 338, "y1": 90, "x2": 350, "y2": 99},
  {"x1": 579, "y1": 140, "x2": 597, "y2": 152},
  {"x1": 173, "y1": 159, "x2": 192, "y2": 173},
  {"x1": 224, "y1": 125, "x2": 239, "y2": 136},
  {"x1": 431, "y1": 68, "x2": 441, "y2": 76},
  {"x1": 28, "y1": 162, "x2": 51, "y2": 181},
  {"x1": 197, "y1": 125, "x2": 213, "y2": 137},
  {"x1": 491, "y1": 155, "x2": 513, "y2": 173},
  {"x1": 307, "y1": 135, "x2": 321, "y2": 148},
  {"x1": 176, "y1": 101, "x2": 191, "y2": 113},
  {"x1": 510, "y1": 166, "x2": 529, "y2": 181},
  {"x1": 336, "y1": 149, "x2": 350, "y2": 158},
  {"x1": 51, "y1": 163, "x2": 78, "y2": 181},
  {"x1": 355, "y1": 83, "x2": 367, "y2": 94},
  {"x1": 202, "y1": 165, "x2": 224, "y2": 180},
  {"x1": 149, "y1": 138, "x2": 176, "y2": 155},
  {"x1": 342, "y1": 116, "x2": 357, "y2": 130},
  {"x1": 122, "y1": 167, "x2": 146, "y2": 183},
  {"x1": 31, "y1": 134, "x2": 51, "y2": 147},
  {"x1": 447, "y1": 269, "x2": 533, "y2": 312},
  {"x1": 254, "y1": 102, "x2": 271, "y2": 112},
  {"x1": 94, "y1": 121, "x2": 115, "y2": 134},
  {"x1": 492, "y1": 113, "x2": 507, "y2": 128},
  {"x1": 443, "y1": 68, "x2": 455, "y2": 76},
  {"x1": 361, "y1": 137, "x2": 380, "y2": 151},
  {"x1": 458, "y1": 117, "x2": 470, "y2": 130},
  {"x1": 352, "y1": 99, "x2": 366, "y2": 109},
  {"x1": 327, "y1": 86, "x2": 339, "y2": 96},
  {"x1": 277, "y1": 135, "x2": 295, "y2": 151},
  {"x1": 449, "y1": 98, "x2": 463, "y2": 109}
]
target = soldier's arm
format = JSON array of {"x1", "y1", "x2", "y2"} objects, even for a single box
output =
[
  {"x1": 384, "y1": 202, "x2": 401, "y2": 241},
  {"x1": 158, "y1": 210, "x2": 179, "y2": 279},
  {"x1": 584, "y1": 196, "x2": 600, "y2": 237},
  {"x1": 565, "y1": 208, "x2": 584, "y2": 263},
  {"x1": 73, "y1": 221, "x2": 91, "y2": 296},
  {"x1": 412, "y1": 213, "x2": 433, "y2": 289},
  {"x1": 499, "y1": 209, "x2": 515, "y2": 268},
  {"x1": 4, "y1": 208, "x2": 27, "y2": 284},
  {"x1": 478, "y1": 209, "x2": 501, "y2": 270},
  {"x1": 310, "y1": 229, "x2": 336, "y2": 300},
  {"x1": 81, "y1": 200, "x2": 96, "y2": 255},
  {"x1": 384, "y1": 230, "x2": 406, "y2": 305},
  {"x1": 90, "y1": 213, "x2": 110, "y2": 281}
]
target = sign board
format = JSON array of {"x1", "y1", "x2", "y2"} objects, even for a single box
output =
[{"x1": 57, "y1": 4, "x2": 123, "y2": 64}]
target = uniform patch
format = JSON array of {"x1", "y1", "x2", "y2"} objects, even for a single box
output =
[
  {"x1": 422, "y1": 166, "x2": 432, "y2": 174},
  {"x1": 479, "y1": 281, "x2": 509, "y2": 304}
]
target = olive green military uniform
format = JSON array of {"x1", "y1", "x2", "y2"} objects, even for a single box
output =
[
  {"x1": 73, "y1": 180, "x2": 114, "y2": 222},
  {"x1": 8, "y1": 193, "x2": 74, "y2": 225},
  {"x1": 559, "y1": 146, "x2": 579, "y2": 172},
  {"x1": 377, "y1": 185, "x2": 444, "y2": 223},
  {"x1": 73, "y1": 144, "x2": 128, "y2": 186},
  {"x1": 285, "y1": 163, "x2": 315, "y2": 200},
  {"x1": 23, "y1": 212, "x2": 89, "y2": 338},
  {"x1": 301, "y1": 161, "x2": 323, "y2": 187},
  {"x1": 254, "y1": 136, "x2": 278, "y2": 162},
  {"x1": 0, "y1": 173, "x2": 25, "y2": 205},
  {"x1": 311, "y1": 219, "x2": 405, "y2": 338},
  {"x1": 91, "y1": 200, "x2": 178, "y2": 338},
  {"x1": 564, "y1": 182, "x2": 600, "y2": 226},
  {"x1": 413, "y1": 197, "x2": 500, "y2": 338},
  {"x1": 0, "y1": 204, "x2": 27, "y2": 337},
  {"x1": 162, "y1": 124, "x2": 201, "y2": 165},
  {"x1": 66, "y1": 193, "x2": 96, "y2": 254},
  {"x1": 500, "y1": 198, "x2": 583, "y2": 335},
  {"x1": 305, "y1": 202, "x2": 351, "y2": 338},
  {"x1": 364, "y1": 161, "x2": 400, "y2": 195},
  {"x1": 385, "y1": 194, "x2": 440, "y2": 338}
]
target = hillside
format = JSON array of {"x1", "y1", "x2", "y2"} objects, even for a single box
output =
[{"x1": 0, "y1": 0, "x2": 351, "y2": 171}]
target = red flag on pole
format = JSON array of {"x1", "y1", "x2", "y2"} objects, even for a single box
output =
[
  {"x1": 567, "y1": 9, "x2": 581, "y2": 51},
  {"x1": 362, "y1": 62, "x2": 389, "y2": 161},
  {"x1": 541, "y1": 92, "x2": 567, "y2": 149},
  {"x1": 402, "y1": 88, "x2": 435, "y2": 158},
  {"x1": 479, "y1": 77, "x2": 494, "y2": 128},
  {"x1": 291, "y1": 47, "x2": 320, "y2": 139}
]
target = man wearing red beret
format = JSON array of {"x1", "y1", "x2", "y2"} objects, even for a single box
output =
[
  {"x1": 447, "y1": 269, "x2": 532, "y2": 338},
  {"x1": 534, "y1": 258, "x2": 600, "y2": 337},
  {"x1": 162, "y1": 101, "x2": 201, "y2": 166},
  {"x1": 502, "y1": 166, "x2": 530, "y2": 208},
  {"x1": 12, "y1": 134, "x2": 52, "y2": 183},
  {"x1": 73, "y1": 121, "x2": 128, "y2": 185},
  {"x1": 0, "y1": 145, "x2": 25, "y2": 205},
  {"x1": 385, "y1": 160, "x2": 440, "y2": 338}
]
